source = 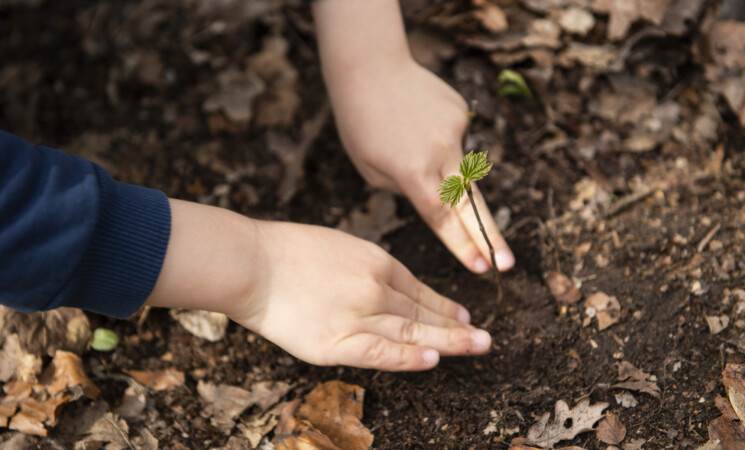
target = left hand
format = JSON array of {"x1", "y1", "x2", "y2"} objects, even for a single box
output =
[{"x1": 327, "y1": 58, "x2": 515, "y2": 274}]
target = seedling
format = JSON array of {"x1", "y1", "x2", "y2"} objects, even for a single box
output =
[
  {"x1": 91, "y1": 327, "x2": 119, "y2": 352},
  {"x1": 439, "y1": 151, "x2": 503, "y2": 302},
  {"x1": 498, "y1": 69, "x2": 533, "y2": 98}
]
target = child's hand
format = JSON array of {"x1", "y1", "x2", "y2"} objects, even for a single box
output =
[
  {"x1": 232, "y1": 221, "x2": 491, "y2": 371},
  {"x1": 329, "y1": 60, "x2": 515, "y2": 274},
  {"x1": 147, "y1": 200, "x2": 491, "y2": 371},
  {"x1": 313, "y1": 0, "x2": 514, "y2": 274}
]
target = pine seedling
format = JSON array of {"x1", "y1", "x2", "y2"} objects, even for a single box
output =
[{"x1": 439, "y1": 151, "x2": 503, "y2": 302}]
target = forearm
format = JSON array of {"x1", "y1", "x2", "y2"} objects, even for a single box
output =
[
  {"x1": 311, "y1": 0, "x2": 411, "y2": 86},
  {"x1": 145, "y1": 199, "x2": 264, "y2": 318}
]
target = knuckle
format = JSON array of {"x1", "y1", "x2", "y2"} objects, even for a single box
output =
[
  {"x1": 364, "y1": 338, "x2": 389, "y2": 367},
  {"x1": 401, "y1": 320, "x2": 423, "y2": 345}
]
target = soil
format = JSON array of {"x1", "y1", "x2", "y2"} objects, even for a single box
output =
[{"x1": 1, "y1": 0, "x2": 745, "y2": 448}]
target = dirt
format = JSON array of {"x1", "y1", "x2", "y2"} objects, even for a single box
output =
[{"x1": 2, "y1": 0, "x2": 745, "y2": 448}]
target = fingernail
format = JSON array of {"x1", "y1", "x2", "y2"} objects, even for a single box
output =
[
  {"x1": 457, "y1": 308, "x2": 471, "y2": 324},
  {"x1": 496, "y1": 250, "x2": 515, "y2": 271},
  {"x1": 474, "y1": 257, "x2": 489, "y2": 273},
  {"x1": 423, "y1": 349, "x2": 439, "y2": 365},
  {"x1": 471, "y1": 330, "x2": 491, "y2": 349}
]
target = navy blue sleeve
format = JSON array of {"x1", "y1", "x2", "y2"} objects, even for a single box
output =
[{"x1": 0, "y1": 130, "x2": 171, "y2": 319}]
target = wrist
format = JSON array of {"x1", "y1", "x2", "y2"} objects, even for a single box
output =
[
  {"x1": 312, "y1": 0, "x2": 412, "y2": 86},
  {"x1": 145, "y1": 200, "x2": 263, "y2": 319}
]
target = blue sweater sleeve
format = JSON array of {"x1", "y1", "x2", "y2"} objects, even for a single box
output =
[{"x1": 0, "y1": 130, "x2": 171, "y2": 319}]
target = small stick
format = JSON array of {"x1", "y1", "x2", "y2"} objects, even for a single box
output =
[
  {"x1": 697, "y1": 222, "x2": 721, "y2": 253},
  {"x1": 466, "y1": 185, "x2": 503, "y2": 303}
]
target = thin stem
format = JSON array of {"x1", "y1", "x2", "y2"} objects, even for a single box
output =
[{"x1": 466, "y1": 184, "x2": 503, "y2": 303}]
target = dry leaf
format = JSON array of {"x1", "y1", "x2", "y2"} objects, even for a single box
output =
[
  {"x1": 247, "y1": 35, "x2": 301, "y2": 128},
  {"x1": 198, "y1": 380, "x2": 291, "y2": 434},
  {"x1": 336, "y1": 192, "x2": 407, "y2": 245},
  {"x1": 706, "y1": 315, "x2": 730, "y2": 335},
  {"x1": 238, "y1": 402, "x2": 286, "y2": 448},
  {"x1": 525, "y1": 399, "x2": 609, "y2": 448},
  {"x1": 559, "y1": 43, "x2": 618, "y2": 70},
  {"x1": 614, "y1": 361, "x2": 660, "y2": 398},
  {"x1": 558, "y1": 7, "x2": 596, "y2": 36},
  {"x1": 124, "y1": 369, "x2": 185, "y2": 392},
  {"x1": 584, "y1": 292, "x2": 621, "y2": 330},
  {"x1": 41, "y1": 351, "x2": 99, "y2": 401},
  {"x1": 203, "y1": 67, "x2": 265, "y2": 130},
  {"x1": 696, "y1": 440, "x2": 723, "y2": 450},
  {"x1": 274, "y1": 400, "x2": 340, "y2": 450},
  {"x1": 0, "y1": 307, "x2": 91, "y2": 357},
  {"x1": 546, "y1": 271, "x2": 582, "y2": 305},
  {"x1": 294, "y1": 381, "x2": 373, "y2": 450},
  {"x1": 115, "y1": 385, "x2": 147, "y2": 422},
  {"x1": 708, "y1": 415, "x2": 745, "y2": 449},
  {"x1": 76, "y1": 412, "x2": 132, "y2": 450},
  {"x1": 170, "y1": 309, "x2": 229, "y2": 342},
  {"x1": 722, "y1": 363, "x2": 745, "y2": 424},
  {"x1": 596, "y1": 412, "x2": 626, "y2": 445},
  {"x1": 522, "y1": 19, "x2": 562, "y2": 49},
  {"x1": 0, "y1": 334, "x2": 41, "y2": 383},
  {"x1": 473, "y1": 0, "x2": 508, "y2": 33},
  {"x1": 274, "y1": 381, "x2": 373, "y2": 450},
  {"x1": 623, "y1": 438, "x2": 646, "y2": 450},
  {"x1": 608, "y1": 0, "x2": 639, "y2": 40}
]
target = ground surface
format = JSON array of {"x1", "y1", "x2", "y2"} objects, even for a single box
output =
[{"x1": 2, "y1": 0, "x2": 745, "y2": 448}]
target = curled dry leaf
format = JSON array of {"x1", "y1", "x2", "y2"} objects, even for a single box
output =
[
  {"x1": 545, "y1": 271, "x2": 581, "y2": 305},
  {"x1": 614, "y1": 361, "x2": 660, "y2": 398},
  {"x1": 273, "y1": 381, "x2": 373, "y2": 450},
  {"x1": 41, "y1": 351, "x2": 100, "y2": 401},
  {"x1": 246, "y1": 35, "x2": 301, "y2": 128},
  {"x1": 170, "y1": 309, "x2": 229, "y2": 342},
  {"x1": 198, "y1": 380, "x2": 291, "y2": 435},
  {"x1": 584, "y1": 292, "x2": 621, "y2": 330},
  {"x1": 708, "y1": 414, "x2": 745, "y2": 449},
  {"x1": 596, "y1": 412, "x2": 626, "y2": 445},
  {"x1": 525, "y1": 399, "x2": 609, "y2": 448},
  {"x1": 124, "y1": 369, "x2": 185, "y2": 392}
]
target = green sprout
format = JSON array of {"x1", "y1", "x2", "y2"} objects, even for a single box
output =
[
  {"x1": 498, "y1": 69, "x2": 533, "y2": 98},
  {"x1": 91, "y1": 327, "x2": 119, "y2": 352},
  {"x1": 439, "y1": 151, "x2": 503, "y2": 302}
]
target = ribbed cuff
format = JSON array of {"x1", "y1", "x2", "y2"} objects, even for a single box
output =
[{"x1": 51, "y1": 166, "x2": 171, "y2": 319}]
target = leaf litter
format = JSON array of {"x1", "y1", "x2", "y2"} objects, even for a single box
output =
[{"x1": 523, "y1": 398, "x2": 608, "y2": 448}]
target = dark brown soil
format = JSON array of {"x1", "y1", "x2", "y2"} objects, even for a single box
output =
[{"x1": 2, "y1": 0, "x2": 744, "y2": 448}]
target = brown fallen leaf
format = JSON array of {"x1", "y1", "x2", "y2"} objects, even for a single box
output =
[
  {"x1": 40, "y1": 351, "x2": 99, "y2": 401},
  {"x1": 585, "y1": 292, "x2": 621, "y2": 330},
  {"x1": 198, "y1": 380, "x2": 291, "y2": 434},
  {"x1": 558, "y1": 43, "x2": 618, "y2": 70},
  {"x1": 247, "y1": 35, "x2": 301, "y2": 128},
  {"x1": 608, "y1": 0, "x2": 639, "y2": 41},
  {"x1": 170, "y1": 309, "x2": 229, "y2": 342},
  {"x1": 722, "y1": 363, "x2": 745, "y2": 424},
  {"x1": 557, "y1": 7, "x2": 596, "y2": 36},
  {"x1": 706, "y1": 315, "x2": 730, "y2": 335},
  {"x1": 546, "y1": 271, "x2": 582, "y2": 305},
  {"x1": 202, "y1": 67, "x2": 265, "y2": 131},
  {"x1": 274, "y1": 400, "x2": 340, "y2": 450},
  {"x1": 238, "y1": 402, "x2": 287, "y2": 448},
  {"x1": 472, "y1": 0, "x2": 508, "y2": 33},
  {"x1": 0, "y1": 334, "x2": 42, "y2": 383},
  {"x1": 623, "y1": 439, "x2": 646, "y2": 450},
  {"x1": 124, "y1": 369, "x2": 185, "y2": 392},
  {"x1": 0, "y1": 307, "x2": 91, "y2": 357},
  {"x1": 708, "y1": 415, "x2": 745, "y2": 449},
  {"x1": 336, "y1": 192, "x2": 408, "y2": 245},
  {"x1": 295, "y1": 381, "x2": 373, "y2": 450},
  {"x1": 614, "y1": 361, "x2": 660, "y2": 398},
  {"x1": 596, "y1": 412, "x2": 626, "y2": 445},
  {"x1": 525, "y1": 399, "x2": 609, "y2": 448}
]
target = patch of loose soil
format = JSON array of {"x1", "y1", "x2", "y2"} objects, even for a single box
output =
[{"x1": 2, "y1": 0, "x2": 744, "y2": 448}]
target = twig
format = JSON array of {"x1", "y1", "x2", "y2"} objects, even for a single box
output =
[
  {"x1": 603, "y1": 182, "x2": 666, "y2": 219},
  {"x1": 697, "y1": 223, "x2": 721, "y2": 253}
]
